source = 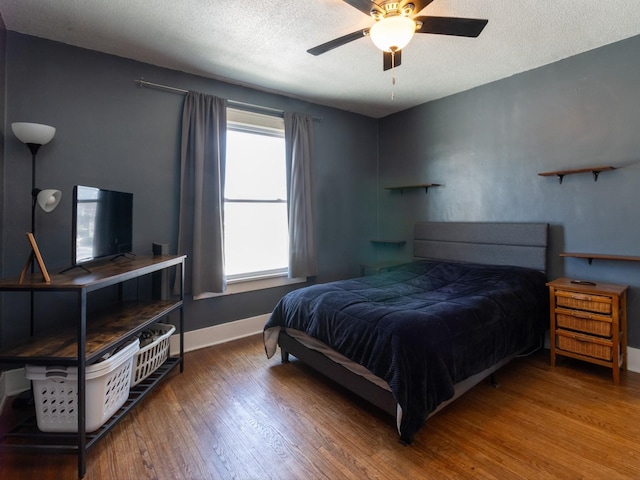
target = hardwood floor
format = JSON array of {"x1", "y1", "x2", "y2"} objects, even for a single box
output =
[{"x1": 2, "y1": 334, "x2": 640, "y2": 479}]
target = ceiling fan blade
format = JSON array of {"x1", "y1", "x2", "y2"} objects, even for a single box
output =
[
  {"x1": 383, "y1": 50, "x2": 401, "y2": 71},
  {"x1": 341, "y1": 0, "x2": 384, "y2": 16},
  {"x1": 415, "y1": 16, "x2": 488, "y2": 37},
  {"x1": 307, "y1": 29, "x2": 369, "y2": 56},
  {"x1": 400, "y1": 0, "x2": 435, "y2": 15}
]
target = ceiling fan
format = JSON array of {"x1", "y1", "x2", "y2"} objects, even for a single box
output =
[{"x1": 307, "y1": 0, "x2": 488, "y2": 71}]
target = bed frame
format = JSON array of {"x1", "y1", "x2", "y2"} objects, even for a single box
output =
[{"x1": 278, "y1": 222, "x2": 549, "y2": 428}]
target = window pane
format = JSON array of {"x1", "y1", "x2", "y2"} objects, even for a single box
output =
[
  {"x1": 225, "y1": 130, "x2": 286, "y2": 200},
  {"x1": 224, "y1": 202, "x2": 289, "y2": 276},
  {"x1": 224, "y1": 116, "x2": 289, "y2": 280}
]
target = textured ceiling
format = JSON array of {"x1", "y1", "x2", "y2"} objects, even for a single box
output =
[{"x1": 2, "y1": 0, "x2": 640, "y2": 118}]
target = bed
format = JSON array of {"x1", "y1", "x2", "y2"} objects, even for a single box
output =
[{"x1": 263, "y1": 222, "x2": 549, "y2": 444}]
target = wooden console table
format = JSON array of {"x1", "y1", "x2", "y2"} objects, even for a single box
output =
[{"x1": 0, "y1": 255, "x2": 185, "y2": 478}]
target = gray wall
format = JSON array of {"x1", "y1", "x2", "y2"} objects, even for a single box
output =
[
  {"x1": 378, "y1": 34, "x2": 640, "y2": 348},
  {"x1": 4, "y1": 29, "x2": 640, "y2": 352},
  {"x1": 0, "y1": 32, "x2": 378, "y2": 347}
]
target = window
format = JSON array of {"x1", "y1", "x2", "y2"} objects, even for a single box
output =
[{"x1": 224, "y1": 109, "x2": 288, "y2": 282}]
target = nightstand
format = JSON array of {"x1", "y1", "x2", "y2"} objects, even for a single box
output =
[{"x1": 547, "y1": 278, "x2": 628, "y2": 385}]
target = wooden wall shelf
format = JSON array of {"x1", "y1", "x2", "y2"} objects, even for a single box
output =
[
  {"x1": 561, "y1": 252, "x2": 640, "y2": 265},
  {"x1": 538, "y1": 166, "x2": 615, "y2": 184},
  {"x1": 385, "y1": 183, "x2": 442, "y2": 194}
]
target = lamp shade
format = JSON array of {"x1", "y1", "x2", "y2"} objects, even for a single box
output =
[
  {"x1": 36, "y1": 189, "x2": 62, "y2": 213},
  {"x1": 11, "y1": 122, "x2": 56, "y2": 146},
  {"x1": 370, "y1": 15, "x2": 416, "y2": 52}
]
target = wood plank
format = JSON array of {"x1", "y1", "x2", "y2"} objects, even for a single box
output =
[
  {"x1": 547, "y1": 277, "x2": 628, "y2": 296},
  {"x1": 538, "y1": 166, "x2": 615, "y2": 177},
  {"x1": 2, "y1": 334, "x2": 640, "y2": 479},
  {"x1": 561, "y1": 252, "x2": 640, "y2": 263},
  {"x1": 0, "y1": 301, "x2": 180, "y2": 363},
  {"x1": 0, "y1": 255, "x2": 185, "y2": 292},
  {"x1": 384, "y1": 183, "x2": 442, "y2": 190}
]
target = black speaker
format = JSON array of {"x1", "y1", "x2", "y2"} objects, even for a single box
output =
[{"x1": 153, "y1": 242, "x2": 169, "y2": 256}]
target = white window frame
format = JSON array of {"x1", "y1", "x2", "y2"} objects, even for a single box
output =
[{"x1": 225, "y1": 108, "x2": 288, "y2": 284}]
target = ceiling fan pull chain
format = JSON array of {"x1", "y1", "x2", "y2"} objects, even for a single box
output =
[{"x1": 391, "y1": 50, "x2": 396, "y2": 100}]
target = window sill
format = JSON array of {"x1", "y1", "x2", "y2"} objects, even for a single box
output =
[{"x1": 194, "y1": 275, "x2": 307, "y2": 300}]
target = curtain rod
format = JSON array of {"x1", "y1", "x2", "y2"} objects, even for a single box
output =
[{"x1": 134, "y1": 78, "x2": 323, "y2": 121}]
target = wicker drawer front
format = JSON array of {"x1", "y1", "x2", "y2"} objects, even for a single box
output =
[
  {"x1": 555, "y1": 291, "x2": 612, "y2": 314},
  {"x1": 557, "y1": 331, "x2": 612, "y2": 361},
  {"x1": 556, "y1": 311, "x2": 612, "y2": 337}
]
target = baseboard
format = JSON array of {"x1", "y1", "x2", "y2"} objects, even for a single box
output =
[
  {"x1": 169, "y1": 314, "x2": 270, "y2": 355},
  {"x1": 169, "y1": 318, "x2": 640, "y2": 375},
  {"x1": 544, "y1": 330, "x2": 640, "y2": 373},
  {"x1": 1, "y1": 315, "x2": 269, "y2": 411},
  {"x1": 628, "y1": 346, "x2": 640, "y2": 373},
  {"x1": 0, "y1": 368, "x2": 31, "y2": 411},
  {"x1": 3, "y1": 320, "x2": 639, "y2": 410}
]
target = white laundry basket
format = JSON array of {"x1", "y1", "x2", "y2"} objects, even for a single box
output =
[
  {"x1": 130, "y1": 323, "x2": 175, "y2": 387},
  {"x1": 25, "y1": 338, "x2": 139, "y2": 433}
]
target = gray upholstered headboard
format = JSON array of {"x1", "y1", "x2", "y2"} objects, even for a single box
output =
[{"x1": 413, "y1": 222, "x2": 548, "y2": 272}]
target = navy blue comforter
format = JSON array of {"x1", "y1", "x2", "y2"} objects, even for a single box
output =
[{"x1": 264, "y1": 260, "x2": 548, "y2": 442}]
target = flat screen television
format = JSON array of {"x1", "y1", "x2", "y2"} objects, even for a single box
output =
[{"x1": 72, "y1": 185, "x2": 133, "y2": 266}]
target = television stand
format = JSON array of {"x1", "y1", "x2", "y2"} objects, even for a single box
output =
[{"x1": 0, "y1": 254, "x2": 185, "y2": 478}]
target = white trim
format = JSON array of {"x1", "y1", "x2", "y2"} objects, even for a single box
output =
[
  {"x1": 0, "y1": 372, "x2": 6, "y2": 412},
  {"x1": 227, "y1": 107, "x2": 284, "y2": 133},
  {"x1": 169, "y1": 316, "x2": 640, "y2": 375},
  {"x1": 170, "y1": 317, "x2": 640, "y2": 375},
  {"x1": 0, "y1": 368, "x2": 31, "y2": 411},
  {"x1": 194, "y1": 276, "x2": 305, "y2": 300},
  {"x1": 5, "y1": 325, "x2": 638, "y2": 411},
  {"x1": 545, "y1": 330, "x2": 640, "y2": 374},
  {"x1": 627, "y1": 346, "x2": 640, "y2": 373},
  {"x1": 1, "y1": 316, "x2": 270, "y2": 410},
  {"x1": 169, "y1": 314, "x2": 269, "y2": 354},
  {"x1": 224, "y1": 276, "x2": 305, "y2": 294},
  {"x1": 5, "y1": 368, "x2": 30, "y2": 395}
]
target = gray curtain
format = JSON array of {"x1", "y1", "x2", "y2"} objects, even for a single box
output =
[
  {"x1": 284, "y1": 112, "x2": 318, "y2": 278},
  {"x1": 176, "y1": 91, "x2": 227, "y2": 296}
]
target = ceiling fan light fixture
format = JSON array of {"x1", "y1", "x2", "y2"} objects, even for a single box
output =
[{"x1": 369, "y1": 15, "x2": 416, "y2": 52}]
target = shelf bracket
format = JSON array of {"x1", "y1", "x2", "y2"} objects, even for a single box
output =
[
  {"x1": 540, "y1": 166, "x2": 615, "y2": 184},
  {"x1": 397, "y1": 187, "x2": 430, "y2": 194}
]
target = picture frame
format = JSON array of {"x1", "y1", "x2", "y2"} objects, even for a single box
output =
[{"x1": 19, "y1": 232, "x2": 51, "y2": 284}]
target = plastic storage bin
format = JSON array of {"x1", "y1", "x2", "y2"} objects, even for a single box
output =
[
  {"x1": 25, "y1": 338, "x2": 139, "y2": 433},
  {"x1": 131, "y1": 323, "x2": 175, "y2": 386}
]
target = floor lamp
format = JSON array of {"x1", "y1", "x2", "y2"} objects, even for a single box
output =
[
  {"x1": 11, "y1": 122, "x2": 60, "y2": 333},
  {"x1": 10, "y1": 122, "x2": 60, "y2": 409},
  {"x1": 12, "y1": 122, "x2": 60, "y2": 230}
]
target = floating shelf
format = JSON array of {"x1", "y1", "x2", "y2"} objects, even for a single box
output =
[
  {"x1": 385, "y1": 183, "x2": 442, "y2": 194},
  {"x1": 561, "y1": 252, "x2": 640, "y2": 265},
  {"x1": 538, "y1": 166, "x2": 615, "y2": 184},
  {"x1": 360, "y1": 260, "x2": 406, "y2": 276},
  {"x1": 370, "y1": 240, "x2": 406, "y2": 245}
]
